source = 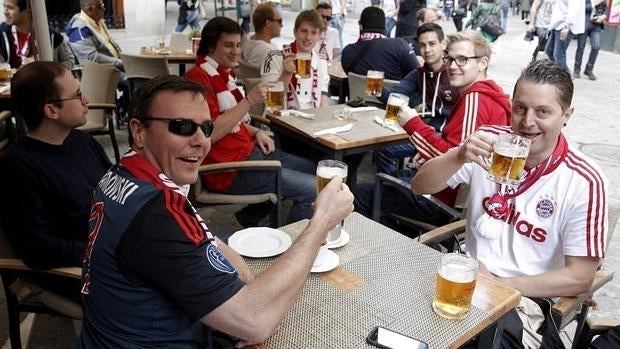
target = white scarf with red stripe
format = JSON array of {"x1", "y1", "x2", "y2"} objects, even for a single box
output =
[{"x1": 284, "y1": 42, "x2": 321, "y2": 110}]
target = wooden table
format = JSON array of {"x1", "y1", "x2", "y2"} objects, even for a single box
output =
[
  {"x1": 267, "y1": 104, "x2": 409, "y2": 162},
  {"x1": 244, "y1": 213, "x2": 521, "y2": 349},
  {"x1": 138, "y1": 47, "x2": 196, "y2": 75}
]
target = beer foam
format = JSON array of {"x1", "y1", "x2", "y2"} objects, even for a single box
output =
[
  {"x1": 317, "y1": 166, "x2": 347, "y2": 179},
  {"x1": 439, "y1": 263, "x2": 476, "y2": 283},
  {"x1": 494, "y1": 146, "x2": 529, "y2": 158}
]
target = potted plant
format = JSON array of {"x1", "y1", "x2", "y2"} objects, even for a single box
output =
[{"x1": 188, "y1": 29, "x2": 201, "y2": 53}]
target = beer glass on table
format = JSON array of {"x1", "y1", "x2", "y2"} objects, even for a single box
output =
[
  {"x1": 384, "y1": 93, "x2": 409, "y2": 125},
  {"x1": 295, "y1": 52, "x2": 312, "y2": 79},
  {"x1": 432, "y1": 253, "x2": 478, "y2": 319},
  {"x1": 0, "y1": 63, "x2": 11, "y2": 84},
  {"x1": 316, "y1": 160, "x2": 347, "y2": 243},
  {"x1": 487, "y1": 133, "x2": 531, "y2": 186},
  {"x1": 365, "y1": 70, "x2": 384, "y2": 96}
]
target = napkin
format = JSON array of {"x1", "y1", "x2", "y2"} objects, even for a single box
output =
[
  {"x1": 373, "y1": 116, "x2": 403, "y2": 133},
  {"x1": 0, "y1": 84, "x2": 9, "y2": 95},
  {"x1": 281, "y1": 109, "x2": 315, "y2": 119},
  {"x1": 348, "y1": 106, "x2": 379, "y2": 113},
  {"x1": 312, "y1": 123, "x2": 353, "y2": 138}
]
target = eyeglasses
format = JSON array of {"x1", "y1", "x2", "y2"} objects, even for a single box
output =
[
  {"x1": 142, "y1": 117, "x2": 214, "y2": 137},
  {"x1": 442, "y1": 55, "x2": 480, "y2": 66},
  {"x1": 321, "y1": 15, "x2": 332, "y2": 21},
  {"x1": 270, "y1": 18, "x2": 283, "y2": 24},
  {"x1": 48, "y1": 91, "x2": 85, "y2": 104}
]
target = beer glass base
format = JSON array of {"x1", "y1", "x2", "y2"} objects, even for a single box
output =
[
  {"x1": 432, "y1": 300, "x2": 468, "y2": 320},
  {"x1": 486, "y1": 173, "x2": 520, "y2": 187}
]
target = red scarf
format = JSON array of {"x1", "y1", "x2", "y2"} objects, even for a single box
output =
[
  {"x1": 120, "y1": 151, "x2": 216, "y2": 246},
  {"x1": 285, "y1": 42, "x2": 320, "y2": 109},
  {"x1": 483, "y1": 133, "x2": 569, "y2": 220}
]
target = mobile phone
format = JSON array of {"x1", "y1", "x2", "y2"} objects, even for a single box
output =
[{"x1": 366, "y1": 326, "x2": 429, "y2": 349}]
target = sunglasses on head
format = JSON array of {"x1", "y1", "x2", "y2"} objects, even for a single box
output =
[{"x1": 142, "y1": 117, "x2": 214, "y2": 137}]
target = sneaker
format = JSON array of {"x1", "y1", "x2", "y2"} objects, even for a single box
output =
[
  {"x1": 573, "y1": 71, "x2": 580, "y2": 79},
  {"x1": 585, "y1": 71, "x2": 597, "y2": 81}
]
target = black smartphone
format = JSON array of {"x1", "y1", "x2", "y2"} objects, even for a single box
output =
[{"x1": 366, "y1": 326, "x2": 429, "y2": 349}]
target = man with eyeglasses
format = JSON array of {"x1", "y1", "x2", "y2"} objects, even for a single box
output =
[
  {"x1": 354, "y1": 30, "x2": 510, "y2": 233},
  {"x1": 185, "y1": 17, "x2": 317, "y2": 227},
  {"x1": 241, "y1": 1, "x2": 283, "y2": 70},
  {"x1": 78, "y1": 75, "x2": 354, "y2": 348},
  {"x1": 0, "y1": 62, "x2": 110, "y2": 290},
  {"x1": 315, "y1": 2, "x2": 340, "y2": 61}
]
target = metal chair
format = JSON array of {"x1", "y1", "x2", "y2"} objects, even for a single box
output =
[
  {"x1": 347, "y1": 72, "x2": 399, "y2": 106},
  {"x1": 0, "y1": 219, "x2": 82, "y2": 349},
  {"x1": 191, "y1": 160, "x2": 283, "y2": 228},
  {"x1": 77, "y1": 61, "x2": 121, "y2": 163}
]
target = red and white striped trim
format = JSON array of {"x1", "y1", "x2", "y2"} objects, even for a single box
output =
[{"x1": 461, "y1": 92, "x2": 479, "y2": 140}]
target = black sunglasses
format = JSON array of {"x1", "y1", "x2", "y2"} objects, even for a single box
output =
[
  {"x1": 142, "y1": 117, "x2": 214, "y2": 137},
  {"x1": 322, "y1": 15, "x2": 332, "y2": 21},
  {"x1": 270, "y1": 17, "x2": 283, "y2": 24}
]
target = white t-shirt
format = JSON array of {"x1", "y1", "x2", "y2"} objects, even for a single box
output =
[
  {"x1": 314, "y1": 27, "x2": 340, "y2": 61},
  {"x1": 241, "y1": 37, "x2": 279, "y2": 72},
  {"x1": 447, "y1": 139, "x2": 608, "y2": 278}
]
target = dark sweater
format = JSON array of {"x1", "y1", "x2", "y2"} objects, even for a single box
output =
[
  {"x1": 0, "y1": 130, "x2": 111, "y2": 269},
  {"x1": 341, "y1": 37, "x2": 418, "y2": 80}
]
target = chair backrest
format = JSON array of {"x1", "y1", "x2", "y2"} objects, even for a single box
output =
[
  {"x1": 120, "y1": 53, "x2": 171, "y2": 79},
  {"x1": 169, "y1": 32, "x2": 191, "y2": 52},
  {"x1": 237, "y1": 57, "x2": 261, "y2": 79},
  {"x1": 348, "y1": 72, "x2": 399, "y2": 105},
  {"x1": 80, "y1": 61, "x2": 121, "y2": 128}
]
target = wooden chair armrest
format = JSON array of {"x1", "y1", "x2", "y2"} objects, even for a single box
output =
[
  {"x1": 418, "y1": 220, "x2": 467, "y2": 245},
  {"x1": 87, "y1": 102, "x2": 117, "y2": 110},
  {"x1": 587, "y1": 317, "x2": 620, "y2": 332},
  {"x1": 0, "y1": 258, "x2": 82, "y2": 280},
  {"x1": 0, "y1": 110, "x2": 10, "y2": 122},
  {"x1": 552, "y1": 269, "x2": 614, "y2": 317},
  {"x1": 197, "y1": 160, "x2": 281, "y2": 174}
]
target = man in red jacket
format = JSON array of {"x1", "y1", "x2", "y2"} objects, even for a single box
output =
[{"x1": 354, "y1": 30, "x2": 510, "y2": 232}]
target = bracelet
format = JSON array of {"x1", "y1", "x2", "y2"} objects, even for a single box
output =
[{"x1": 245, "y1": 96, "x2": 255, "y2": 107}]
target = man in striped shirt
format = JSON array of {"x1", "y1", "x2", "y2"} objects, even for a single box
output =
[{"x1": 413, "y1": 59, "x2": 607, "y2": 348}]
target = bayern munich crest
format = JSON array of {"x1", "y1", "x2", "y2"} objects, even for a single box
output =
[{"x1": 536, "y1": 199, "x2": 555, "y2": 219}]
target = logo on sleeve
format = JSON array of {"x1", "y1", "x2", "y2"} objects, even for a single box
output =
[
  {"x1": 206, "y1": 244, "x2": 236, "y2": 274},
  {"x1": 536, "y1": 198, "x2": 555, "y2": 219}
]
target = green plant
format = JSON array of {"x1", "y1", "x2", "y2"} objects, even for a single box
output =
[{"x1": 188, "y1": 28, "x2": 201, "y2": 39}]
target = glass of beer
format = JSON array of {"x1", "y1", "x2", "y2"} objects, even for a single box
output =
[
  {"x1": 384, "y1": 93, "x2": 409, "y2": 125},
  {"x1": 295, "y1": 52, "x2": 312, "y2": 79},
  {"x1": 265, "y1": 81, "x2": 285, "y2": 112},
  {"x1": 487, "y1": 133, "x2": 531, "y2": 186},
  {"x1": 432, "y1": 253, "x2": 478, "y2": 319},
  {"x1": 0, "y1": 63, "x2": 11, "y2": 84},
  {"x1": 316, "y1": 160, "x2": 348, "y2": 243},
  {"x1": 365, "y1": 70, "x2": 384, "y2": 96}
]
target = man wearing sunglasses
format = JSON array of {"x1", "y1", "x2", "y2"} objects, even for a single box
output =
[
  {"x1": 315, "y1": 2, "x2": 340, "y2": 62},
  {"x1": 78, "y1": 75, "x2": 354, "y2": 348},
  {"x1": 185, "y1": 17, "x2": 317, "y2": 226},
  {"x1": 0, "y1": 62, "x2": 111, "y2": 297},
  {"x1": 241, "y1": 2, "x2": 283, "y2": 70}
]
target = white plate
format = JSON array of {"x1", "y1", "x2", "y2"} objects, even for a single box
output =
[
  {"x1": 325, "y1": 229, "x2": 350, "y2": 249},
  {"x1": 228, "y1": 227, "x2": 292, "y2": 258},
  {"x1": 311, "y1": 249, "x2": 340, "y2": 273}
]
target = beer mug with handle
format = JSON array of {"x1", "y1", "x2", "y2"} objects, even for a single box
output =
[
  {"x1": 316, "y1": 160, "x2": 347, "y2": 243},
  {"x1": 487, "y1": 133, "x2": 531, "y2": 186},
  {"x1": 432, "y1": 253, "x2": 478, "y2": 319}
]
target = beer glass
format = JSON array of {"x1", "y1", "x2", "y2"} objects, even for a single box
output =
[
  {"x1": 365, "y1": 70, "x2": 384, "y2": 96},
  {"x1": 0, "y1": 63, "x2": 11, "y2": 84},
  {"x1": 432, "y1": 253, "x2": 478, "y2": 319},
  {"x1": 295, "y1": 52, "x2": 312, "y2": 79},
  {"x1": 384, "y1": 93, "x2": 409, "y2": 125},
  {"x1": 487, "y1": 133, "x2": 531, "y2": 186},
  {"x1": 265, "y1": 81, "x2": 285, "y2": 112},
  {"x1": 316, "y1": 160, "x2": 347, "y2": 243}
]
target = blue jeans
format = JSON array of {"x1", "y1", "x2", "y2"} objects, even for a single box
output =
[
  {"x1": 385, "y1": 17, "x2": 397, "y2": 37},
  {"x1": 226, "y1": 146, "x2": 317, "y2": 224},
  {"x1": 330, "y1": 14, "x2": 345, "y2": 51},
  {"x1": 500, "y1": 6, "x2": 509, "y2": 31},
  {"x1": 574, "y1": 24, "x2": 601, "y2": 74},
  {"x1": 175, "y1": 9, "x2": 200, "y2": 32},
  {"x1": 376, "y1": 143, "x2": 416, "y2": 174},
  {"x1": 545, "y1": 29, "x2": 572, "y2": 72}
]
